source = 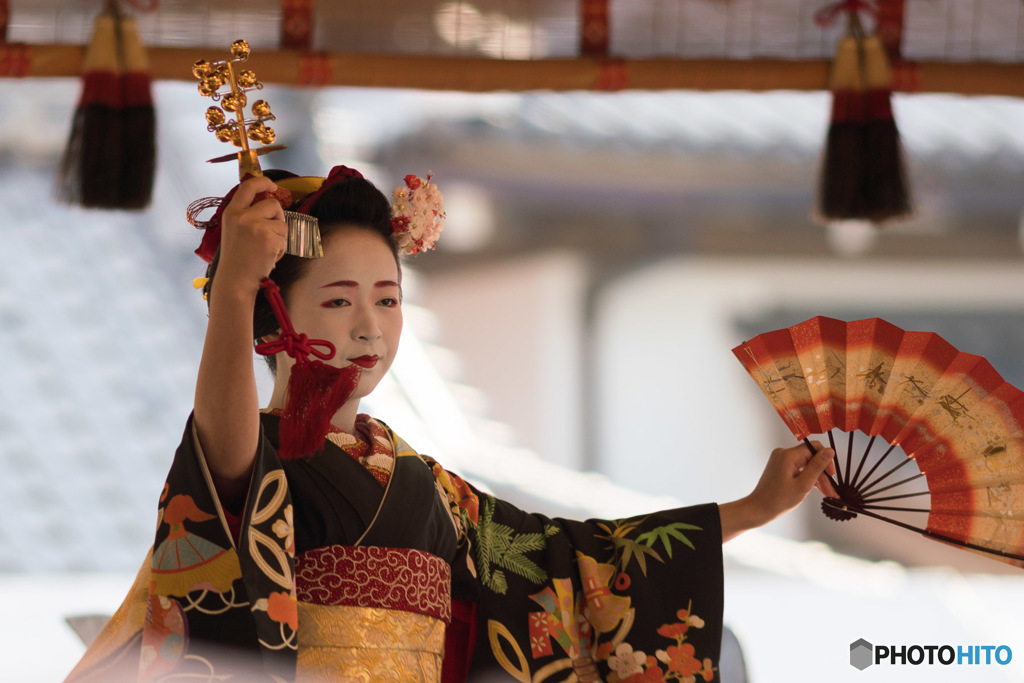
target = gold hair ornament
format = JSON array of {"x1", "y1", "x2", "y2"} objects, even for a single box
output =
[{"x1": 192, "y1": 40, "x2": 322, "y2": 258}]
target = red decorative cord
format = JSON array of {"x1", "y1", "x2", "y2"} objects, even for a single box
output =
[{"x1": 254, "y1": 278, "x2": 335, "y2": 361}]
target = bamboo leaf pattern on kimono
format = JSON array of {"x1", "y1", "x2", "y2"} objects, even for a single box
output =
[
  {"x1": 611, "y1": 536, "x2": 662, "y2": 576},
  {"x1": 475, "y1": 496, "x2": 560, "y2": 595},
  {"x1": 635, "y1": 522, "x2": 702, "y2": 559},
  {"x1": 597, "y1": 519, "x2": 694, "y2": 577}
]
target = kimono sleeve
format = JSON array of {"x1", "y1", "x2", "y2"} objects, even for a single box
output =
[
  {"x1": 430, "y1": 463, "x2": 724, "y2": 683},
  {"x1": 144, "y1": 413, "x2": 297, "y2": 681},
  {"x1": 66, "y1": 413, "x2": 297, "y2": 682}
]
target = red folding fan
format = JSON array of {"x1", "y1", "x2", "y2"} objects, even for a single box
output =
[{"x1": 733, "y1": 316, "x2": 1024, "y2": 568}]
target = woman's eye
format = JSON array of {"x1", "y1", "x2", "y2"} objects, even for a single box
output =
[
  {"x1": 378, "y1": 297, "x2": 400, "y2": 308},
  {"x1": 321, "y1": 298, "x2": 350, "y2": 308}
]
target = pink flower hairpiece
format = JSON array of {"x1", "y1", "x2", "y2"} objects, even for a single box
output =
[{"x1": 391, "y1": 173, "x2": 445, "y2": 255}]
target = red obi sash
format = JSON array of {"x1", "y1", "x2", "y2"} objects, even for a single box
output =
[{"x1": 295, "y1": 545, "x2": 452, "y2": 624}]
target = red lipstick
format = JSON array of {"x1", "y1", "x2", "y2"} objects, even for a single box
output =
[{"x1": 350, "y1": 355, "x2": 379, "y2": 369}]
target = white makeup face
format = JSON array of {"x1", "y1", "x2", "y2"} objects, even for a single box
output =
[{"x1": 279, "y1": 225, "x2": 403, "y2": 403}]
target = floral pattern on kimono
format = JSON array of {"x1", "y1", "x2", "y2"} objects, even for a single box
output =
[{"x1": 66, "y1": 412, "x2": 723, "y2": 682}]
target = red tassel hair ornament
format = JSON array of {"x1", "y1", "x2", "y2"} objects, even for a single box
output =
[{"x1": 254, "y1": 279, "x2": 361, "y2": 460}]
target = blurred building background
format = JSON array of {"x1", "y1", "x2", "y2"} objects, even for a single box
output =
[{"x1": 3, "y1": 1, "x2": 1024, "y2": 681}]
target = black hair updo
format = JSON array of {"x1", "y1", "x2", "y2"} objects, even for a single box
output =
[{"x1": 204, "y1": 169, "x2": 401, "y2": 374}]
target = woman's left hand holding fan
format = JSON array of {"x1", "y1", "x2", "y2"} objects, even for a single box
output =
[{"x1": 719, "y1": 442, "x2": 837, "y2": 542}]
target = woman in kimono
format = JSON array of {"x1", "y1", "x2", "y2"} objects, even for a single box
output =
[{"x1": 66, "y1": 166, "x2": 835, "y2": 683}]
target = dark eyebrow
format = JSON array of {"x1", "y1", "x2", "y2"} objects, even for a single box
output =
[
  {"x1": 320, "y1": 280, "x2": 358, "y2": 289},
  {"x1": 375, "y1": 280, "x2": 400, "y2": 288}
]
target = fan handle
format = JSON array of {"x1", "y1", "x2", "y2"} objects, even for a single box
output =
[{"x1": 821, "y1": 498, "x2": 1024, "y2": 564}]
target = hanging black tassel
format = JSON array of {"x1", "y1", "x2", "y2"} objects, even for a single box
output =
[
  {"x1": 118, "y1": 14, "x2": 156, "y2": 209},
  {"x1": 55, "y1": 4, "x2": 123, "y2": 208},
  {"x1": 861, "y1": 34, "x2": 912, "y2": 222},
  {"x1": 817, "y1": 33, "x2": 866, "y2": 221}
]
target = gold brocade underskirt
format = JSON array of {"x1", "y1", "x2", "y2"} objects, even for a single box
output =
[{"x1": 297, "y1": 602, "x2": 446, "y2": 682}]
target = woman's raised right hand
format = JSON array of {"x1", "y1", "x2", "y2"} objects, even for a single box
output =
[
  {"x1": 194, "y1": 175, "x2": 287, "y2": 499},
  {"x1": 215, "y1": 176, "x2": 288, "y2": 295}
]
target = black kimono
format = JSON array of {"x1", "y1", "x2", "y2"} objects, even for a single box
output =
[{"x1": 66, "y1": 412, "x2": 724, "y2": 682}]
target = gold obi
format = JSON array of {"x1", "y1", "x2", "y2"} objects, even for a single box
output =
[
  {"x1": 294, "y1": 545, "x2": 452, "y2": 682},
  {"x1": 297, "y1": 602, "x2": 446, "y2": 682}
]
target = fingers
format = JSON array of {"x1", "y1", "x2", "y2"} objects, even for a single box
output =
[
  {"x1": 795, "y1": 442, "x2": 838, "y2": 499},
  {"x1": 224, "y1": 178, "x2": 283, "y2": 226},
  {"x1": 799, "y1": 441, "x2": 835, "y2": 472},
  {"x1": 253, "y1": 216, "x2": 287, "y2": 264},
  {"x1": 215, "y1": 176, "x2": 289, "y2": 291},
  {"x1": 224, "y1": 177, "x2": 286, "y2": 230},
  {"x1": 799, "y1": 445, "x2": 835, "y2": 485},
  {"x1": 747, "y1": 441, "x2": 843, "y2": 527},
  {"x1": 230, "y1": 176, "x2": 281, "y2": 210},
  {"x1": 816, "y1": 474, "x2": 839, "y2": 498},
  {"x1": 783, "y1": 442, "x2": 835, "y2": 496}
]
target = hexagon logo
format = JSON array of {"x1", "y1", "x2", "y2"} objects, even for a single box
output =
[{"x1": 850, "y1": 638, "x2": 873, "y2": 670}]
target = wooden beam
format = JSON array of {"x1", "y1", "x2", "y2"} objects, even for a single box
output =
[{"x1": 4, "y1": 43, "x2": 1024, "y2": 97}]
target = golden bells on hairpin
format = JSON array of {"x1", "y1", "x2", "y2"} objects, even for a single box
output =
[
  {"x1": 192, "y1": 39, "x2": 284, "y2": 179},
  {"x1": 191, "y1": 39, "x2": 322, "y2": 259}
]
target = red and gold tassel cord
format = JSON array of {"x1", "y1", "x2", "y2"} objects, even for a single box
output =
[
  {"x1": 55, "y1": 5, "x2": 124, "y2": 208},
  {"x1": 817, "y1": 31, "x2": 866, "y2": 221},
  {"x1": 119, "y1": 14, "x2": 156, "y2": 209},
  {"x1": 861, "y1": 33, "x2": 911, "y2": 222},
  {"x1": 254, "y1": 279, "x2": 361, "y2": 461}
]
